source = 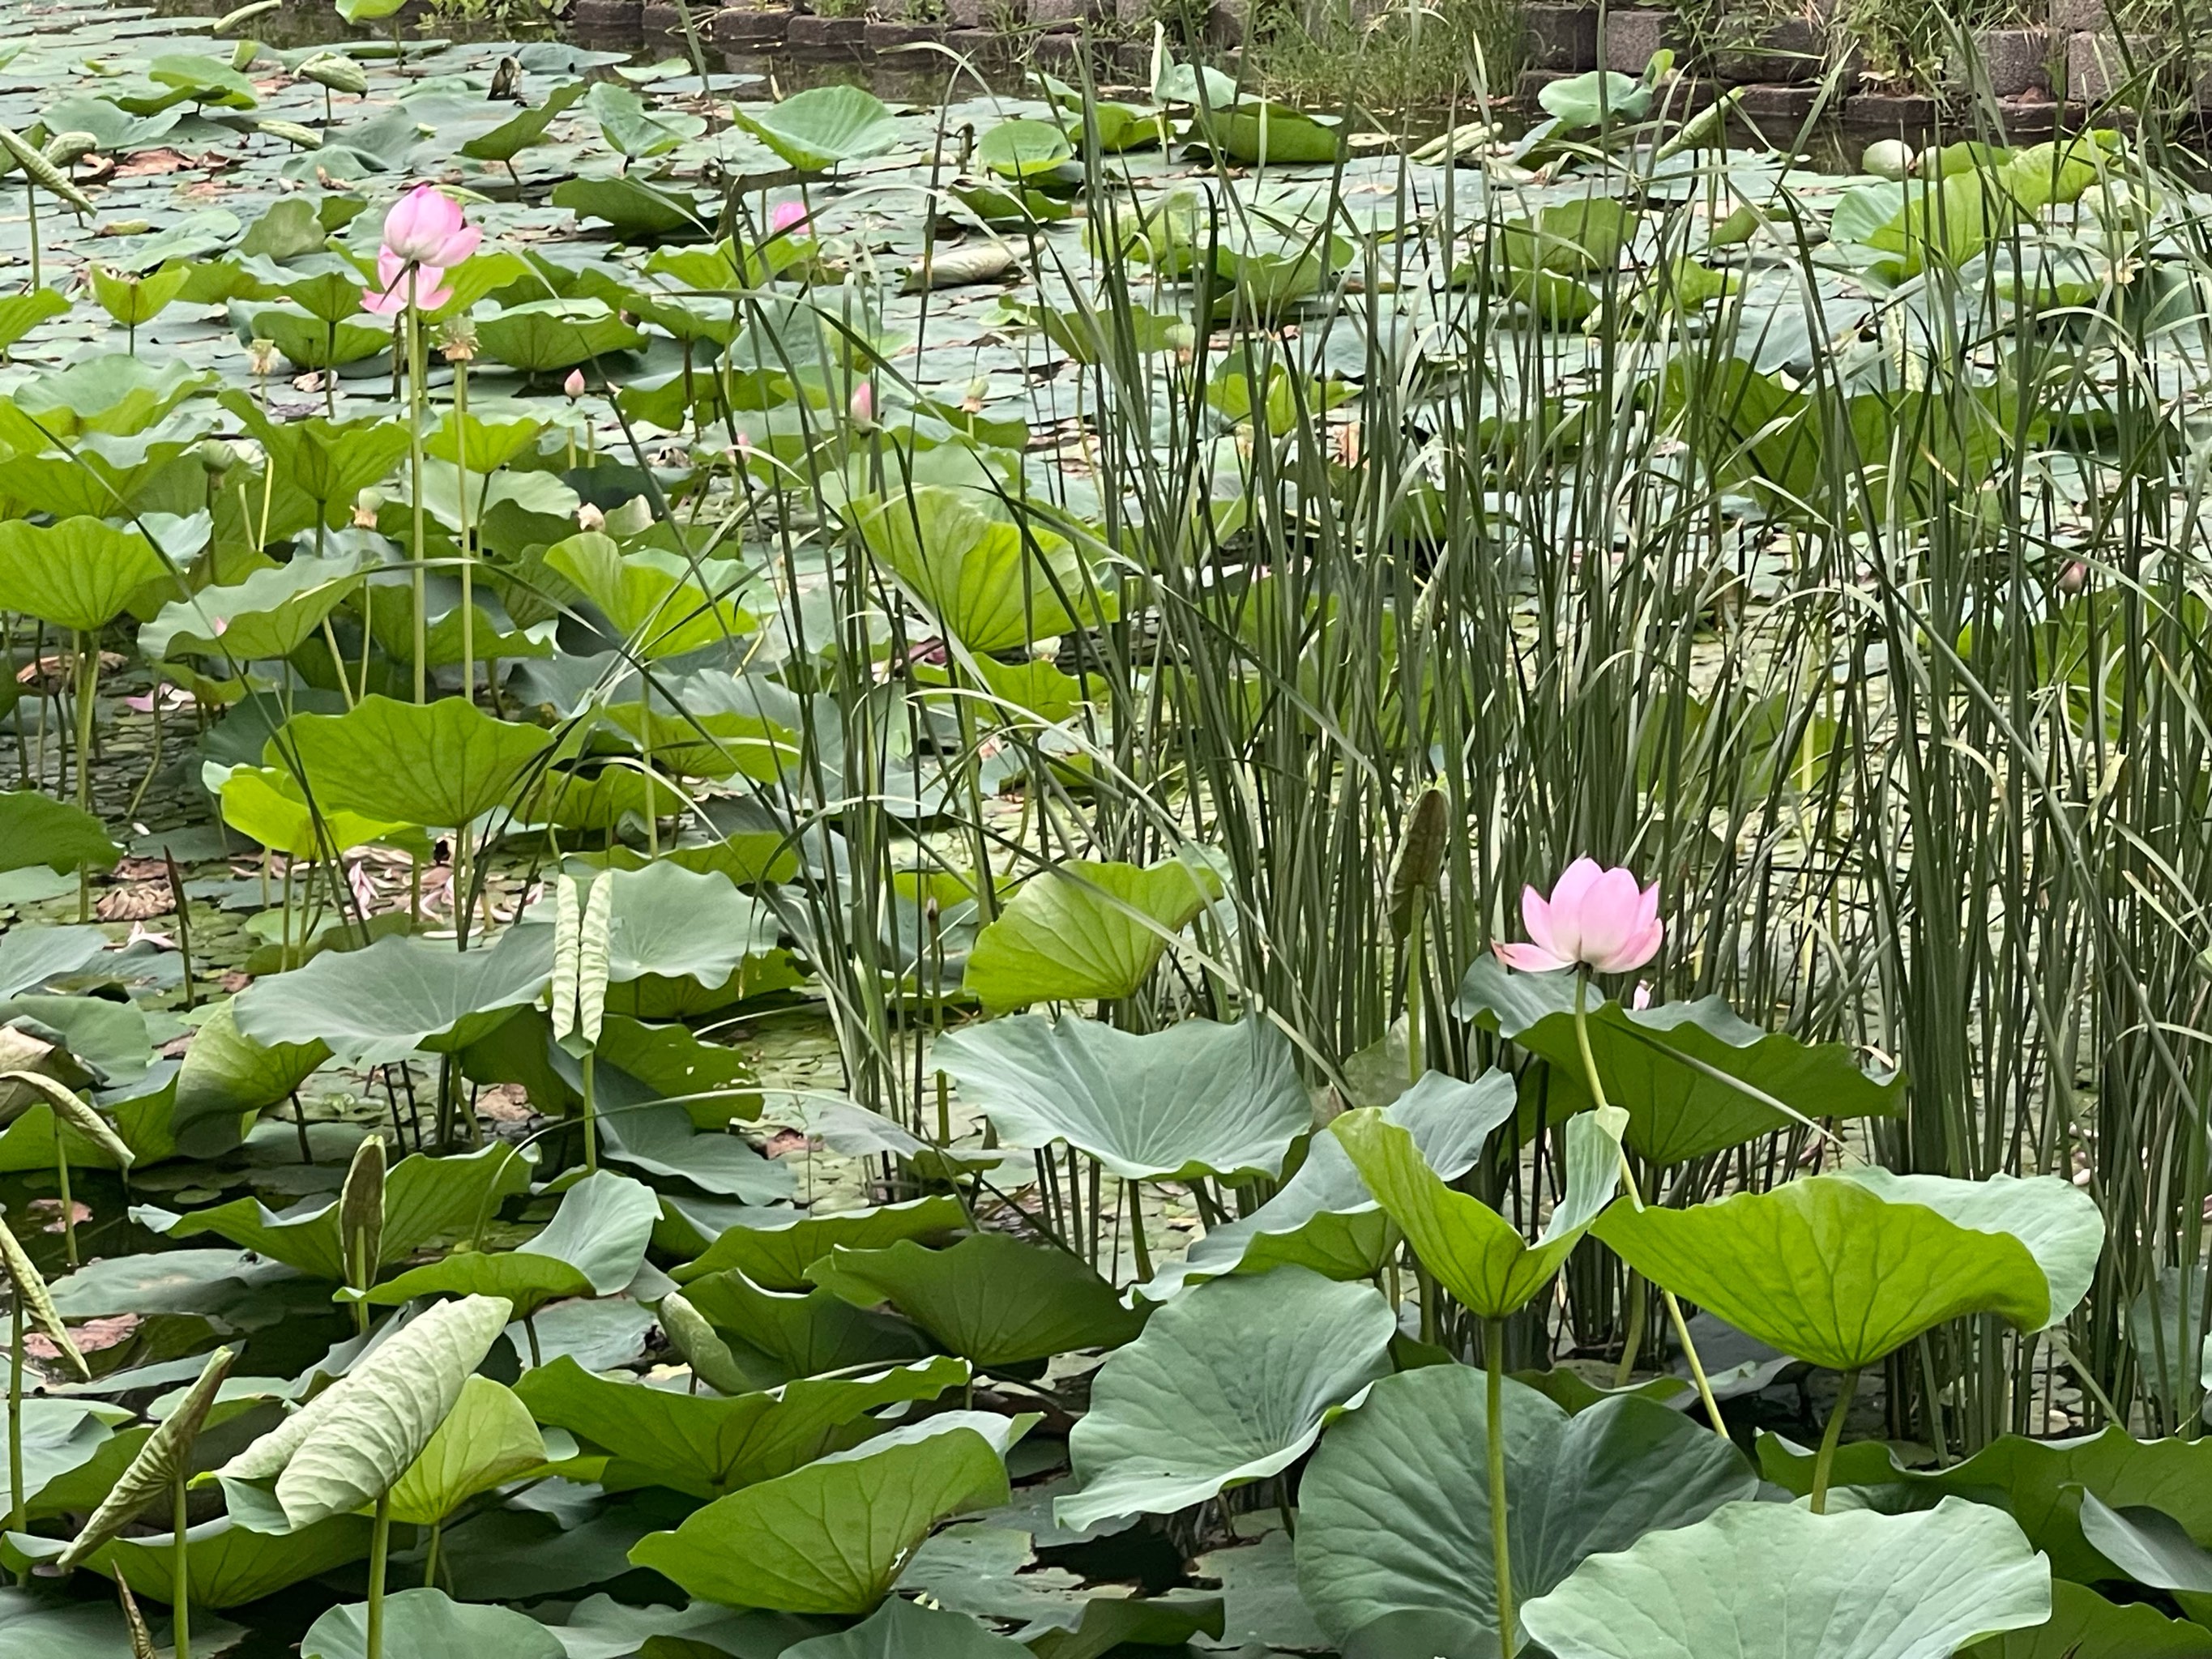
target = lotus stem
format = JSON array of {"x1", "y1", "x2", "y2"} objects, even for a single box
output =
[
  {"x1": 23, "y1": 181, "x2": 36, "y2": 292},
  {"x1": 1810, "y1": 1367, "x2": 1860, "y2": 1516},
  {"x1": 423, "y1": 1519, "x2": 442, "y2": 1592},
  {"x1": 1484, "y1": 1316, "x2": 1514, "y2": 1656},
  {"x1": 73, "y1": 630, "x2": 96, "y2": 923},
  {"x1": 406, "y1": 289, "x2": 427, "y2": 704},
  {"x1": 1125, "y1": 1180, "x2": 1151, "y2": 1282},
  {"x1": 1572, "y1": 975, "x2": 1726, "y2": 1434},
  {"x1": 581, "y1": 1050, "x2": 598, "y2": 1174},
  {"x1": 366, "y1": 1491, "x2": 391, "y2": 1659},
  {"x1": 8, "y1": 1299, "x2": 21, "y2": 1572},
  {"x1": 172, "y1": 1470, "x2": 190, "y2": 1659},
  {"x1": 454, "y1": 352, "x2": 473, "y2": 706}
]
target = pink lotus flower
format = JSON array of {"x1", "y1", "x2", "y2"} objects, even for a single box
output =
[
  {"x1": 768, "y1": 200, "x2": 810, "y2": 237},
  {"x1": 848, "y1": 382, "x2": 873, "y2": 427},
  {"x1": 381, "y1": 185, "x2": 480, "y2": 268},
  {"x1": 1493, "y1": 858, "x2": 1662, "y2": 975},
  {"x1": 362, "y1": 249, "x2": 453, "y2": 315}
]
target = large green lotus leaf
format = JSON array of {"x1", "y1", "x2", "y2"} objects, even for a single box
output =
[
  {"x1": 221, "y1": 1294, "x2": 515, "y2": 1530},
  {"x1": 962, "y1": 857, "x2": 1219, "y2": 1009},
  {"x1": 271, "y1": 693, "x2": 553, "y2": 830},
  {"x1": 514, "y1": 1354, "x2": 971, "y2": 1498},
  {"x1": 673, "y1": 1196, "x2": 970, "y2": 1289},
  {"x1": 58, "y1": 1512, "x2": 372, "y2": 1607},
  {"x1": 0, "y1": 417, "x2": 211, "y2": 522},
  {"x1": 1333, "y1": 1102, "x2": 1623, "y2": 1319},
  {"x1": 730, "y1": 85, "x2": 902, "y2": 173},
  {"x1": 1834, "y1": 1166, "x2": 2103, "y2": 1326},
  {"x1": 1027, "y1": 1596, "x2": 1227, "y2": 1658},
  {"x1": 386, "y1": 1375, "x2": 546, "y2": 1527},
  {"x1": 0, "y1": 1593, "x2": 218, "y2": 1659},
  {"x1": 233, "y1": 921, "x2": 554, "y2": 1068},
  {"x1": 248, "y1": 305, "x2": 392, "y2": 372},
  {"x1": 0, "y1": 517, "x2": 167, "y2": 633},
  {"x1": 783, "y1": 1597, "x2": 1030, "y2": 1658},
  {"x1": 1196, "y1": 102, "x2": 1343, "y2": 164},
  {"x1": 460, "y1": 80, "x2": 588, "y2": 163},
  {"x1": 934, "y1": 1013, "x2": 1306, "y2": 1183},
  {"x1": 551, "y1": 175, "x2": 713, "y2": 238},
  {"x1": 596, "y1": 1102, "x2": 792, "y2": 1205},
  {"x1": 684, "y1": 1268, "x2": 933, "y2": 1388},
  {"x1": 140, "y1": 552, "x2": 367, "y2": 663},
  {"x1": 1058, "y1": 1268, "x2": 1394, "y2": 1532},
  {"x1": 0, "y1": 288, "x2": 70, "y2": 358},
  {"x1": 171, "y1": 999, "x2": 331, "y2": 1157},
  {"x1": 588, "y1": 80, "x2": 707, "y2": 160},
  {"x1": 360, "y1": 1170, "x2": 658, "y2": 1317},
  {"x1": 1593, "y1": 1174, "x2": 2056, "y2": 1371},
  {"x1": 1456, "y1": 956, "x2": 1904, "y2": 1165},
  {"x1": 476, "y1": 299, "x2": 644, "y2": 372},
  {"x1": 301, "y1": 1588, "x2": 565, "y2": 1659},
  {"x1": 1296, "y1": 1367, "x2": 1757, "y2": 1654},
  {"x1": 360, "y1": 570, "x2": 558, "y2": 675},
  {"x1": 1518, "y1": 1497, "x2": 2050, "y2": 1659},
  {"x1": 1142, "y1": 1069, "x2": 1516, "y2": 1300},
  {"x1": 1760, "y1": 1425, "x2": 2212, "y2": 1584},
  {"x1": 629, "y1": 1413, "x2": 1017, "y2": 1613},
  {"x1": 217, "y1": 765, "x2": 416, "y2": 860},
  {"x1": 806, "y1": 1232, "x2": 1145, "y2": 1370},
  {"x1": 853, "y1": 487, "x2": 1109, "y2": 654},
  {"x1": 0, "y1": 926, "x2": 109, "y2": 999},
  {"x1": 133, "y1": 1141, "x2": 532, "y2": 1281},
  {"x1": 0, "y1": 792, "x2": 120, "y2": 875},
  {"x1": 1965, "y1": 1580, "x2": 2212, "y2": 1658},
  {"x1": 0, "y1": 1401, "x2": 116, "y2": 1517},
  {"x1": 596, "y1": 860, "x2": 781, "y2": 987},
  {"x1": 543, "y1": 531, "x2": 756, "y2": 659},
  {"x1": 0, "y1": 353, "x2": 211, "y2": 444}
]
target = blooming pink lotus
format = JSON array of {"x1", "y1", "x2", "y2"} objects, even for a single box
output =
[
  {"x1": 768, "y1": 200, "x2": 810, "y2": 237},
  {"x1": 381, "y1": 185, "x2": 480, "y2": 268},
  {"x1": 1493, "y1": 858, "x2": 1662, "y2": 975}
]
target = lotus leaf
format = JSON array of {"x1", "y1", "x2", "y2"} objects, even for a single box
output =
[
  {"x1": 673, "y1": 1195, "x2": 969, "y2": 1288},
  {"x1": 806, "y1": 1232, "x2": 1145, "y2": 1369},
  {"x1": 514, "y1": 1353, "x2": 972, "y2": 1497},
  {"x1": 1058, "y1": 1269, "x2": 1394, "y2": 1531},
  {"x1": 270, "y1": 693, "x2": 553, "y2": 830},
  {"x1": 1457, "y1": 956, "x2": 1903, "y2": 1164},
  {"x1": 1296, "y1": 1367, "x2": 1757, "y2": 1653},
  {"x1": 301, "y1": 1588, "x2": 565, "y2": 1659},
  {"x1": 0, "y1": 792, "x2": 121, "y2": 875},
  {"x1": 1142, "y1": 1069, "x2": 1515, "y2": 1299},
  {"x1": 935, "y1": 1012, "x2": 1307, "y2": 1182},
  {"x1": 357, "y1": 1170, "x2": 657, "y2": 1316},
  {"x1": 220, "y1": 1294, "x2": 514, "y2": 1530},
  {"x1": 1594, "y1": 1172, "x2": 2084, "y2": 1371},
  {"x1": 731, "y1": 85, "x2": 901, "y2": 173},
  {"x1": 0, "y1": 517, "x2": 167, "y2": 633},
  {"x1": 1333, "y1": 1103, "x2": 1623, "y2": 1318},
  {"x1": 854, "y1": 486, "x2": 1108, "y2": 655},
  {"x1": 628, "y1": 1413, "x2": 1018, "y2": 1612},
  {"x1": 134, "y1": 1141, "x2": 532, "y2": 1280},
  {"x1": 1518, "y1": 1497, "x2": 2049, "y2": 1659}
]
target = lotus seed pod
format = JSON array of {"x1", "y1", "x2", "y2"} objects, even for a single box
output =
[{"x1": 1862, "y1": 139, "x2": 1913, "y2": 181}]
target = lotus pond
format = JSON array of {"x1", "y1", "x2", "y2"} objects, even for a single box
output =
[{"x1": 0, "y1": 3, "x2": 2202, "y2": 1657}]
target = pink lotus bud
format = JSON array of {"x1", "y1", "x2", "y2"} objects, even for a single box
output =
[
  {"x1": 381, "y1": 184, "x2": 479, "y2": 268},
  {"x1": 564, "y1": 369, "x2": 587, "y2": 399},
  {"x1": 361, "y1": 249, "x2": 453, "y2": 315},
  {"x1": 1492, "y1": 858, "x2": 1663, "y2": 976},
  {"x1": 848, "y1": 382, "x2": 873, "y2": 428},
  {"x1": 577, "y1": 502, "x2": 605, "y2": 531},
  {"x1": 768, "y1": 200, "x2": 810, "y2": 237}
]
